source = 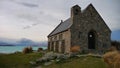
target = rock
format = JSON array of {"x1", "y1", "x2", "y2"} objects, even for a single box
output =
[
  {"x1": 57, "y1": 54, "x2": 69, "y2": 60},
  {"x1": 76, "y1": 54, "x2": 87, "y2": 57},
  {"x1": 29, "y1": 61, "x2": 36, "y2": 65},
  {"x1": 44, "y1": 62, "x2": 52, "y2": 66},
  {"x1": 35, "y1": 66, "x2": 42, "y2": 68},
  {"x1": 69, "y1": 52, "x2": 78, "y2": 58},
  {"x1": 36, "y1": 58, "x2": 43, "y2": 63},
  {"x1": 44, "y1": 52, "x2": 57, "y2": 60},
  {"x1": 35, "y1": 52, "x2": 69, "y2": 65}
]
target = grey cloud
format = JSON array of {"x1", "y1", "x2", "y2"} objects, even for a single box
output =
[
  {"x1": 18, "y1": 2, "x2": 39, "y2": 8},
  {"x1": 0, "y1": 0, "x2": 120, "y2": 41},
  {"x1": 23, "y1": 22, "x2": 40, "y2": 29},
  {"x1": 11, "y1": 0, "x2": 39, "y2": 8}
]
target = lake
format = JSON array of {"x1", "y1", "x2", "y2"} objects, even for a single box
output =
[{"x1": 0, "y1": 46, "x2": 47, "y2": 54}]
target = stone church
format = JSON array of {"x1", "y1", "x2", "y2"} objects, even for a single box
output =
[{"x1": 47, "y1": 4, "x2": 111, "y2": 54}]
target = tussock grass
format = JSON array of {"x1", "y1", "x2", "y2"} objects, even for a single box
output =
[
  {"x1": 70, "y1": 46, "x2": 80, "y2": 53},
  {"x1": 103, "y1": 51, "x2": 120, "y2": 68}
]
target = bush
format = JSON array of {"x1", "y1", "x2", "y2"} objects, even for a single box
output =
[
  {"x1": 114, "y1": 54, "x2": 120, "y2": 68},
  {"x1": 28, "y1": 46, "x2": 33, "y2": 52},
  {"x1": 37, "y1": 48, "x2": 43, "y2": 52},
  {"x1": 22, "y1": 46, "x2": 33, "y2": 54},
  {"x1": 111, "y1": 41, "x2": 120, "y2": 50},
  {"x1": 70, "y1": 46, "x2": 80, "y2": 53},
  {"x1": 108, "y1": 46, "x2": 117, "y2": 52},
  {"x1": 103, "y1": 51, "x2": 120, "y2": 68}
]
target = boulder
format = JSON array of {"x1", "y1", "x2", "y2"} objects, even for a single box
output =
[{"x1": 29, "y1": 61, "x2": 36, "y2": 65}]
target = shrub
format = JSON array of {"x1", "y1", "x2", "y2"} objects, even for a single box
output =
[
  {"x1": 111, "y1": 41, "x2": 120, "y2": 50},
  {"x1": 28, "y1": 46, "x2": 33, "y2": 52},
  {"x1": 108, "y1": 46, "x2": 117, "y2": 52},
  {"x1": 113, "y1": 52, "x2": 120, "y2": 68},
  {"x1": 70, "y1": 46, "x2": 80, "y2": 53},
  {"x1": 37, "y1": 48, "x2": 43, "y2": 52},
  {"x1": 22, "y1": 46, "x2": 33, "y2": 54},
  {"x1": 103, "y1": 51, "x2": 120, "y2": 68}
]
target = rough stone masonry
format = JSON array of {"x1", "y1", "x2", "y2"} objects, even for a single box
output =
[{"x1": 48, "y1": 4, "x2": 111, "y2": 54}]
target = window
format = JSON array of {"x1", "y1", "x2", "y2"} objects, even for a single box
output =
[
  {"x1": 55, "y1": 41, "x2": 59, "y2": 52},
  {"x1": 78, "y1": 32, "x2": 82, "y2": 38},
  {"x1": 52, "y1": 37, "x2": 54, "y2": 41},
  {"x1": 59, "y1": 34, "x2": 63, "y2": 40},
  {"x1": 51, "y1": 42, "x2": 54, "y2": 51},
  {"x1": 75, "y1": 9, "x2": 79, "y2": 15},
  {"x1": 48, "y1": 42, "x2": 50, "y2": 50},
  {"x1": 54, "y1": 36, "x2": 57, "y2": 40},
  {"x1": 61, "y1": 40, "x2": 65, "y2": 53},
  {"x1": 50, "y1": 37, "x2": 52, "y2": 41}
]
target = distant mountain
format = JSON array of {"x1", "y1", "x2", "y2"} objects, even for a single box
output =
[
  {"x1": 16, "y1": 38, "x2": 36, "y2": 46},
  {"x1": 0, "y1": 37, "x2": 47, "y2": 46},
  {"x1": 111, "y1": 30, "x2": 120, "y2": 41},
  {"x1": 0, "y1": 41, "x2": 15, "y2": 46},
  {"x1": 16, "y1": 38, "x2": 47, "y2": 46},
  {"x1": 0, "y1": 37, "x2": 17, "y2": 44}
]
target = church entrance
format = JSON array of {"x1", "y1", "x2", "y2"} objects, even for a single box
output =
[{"x1": 88, "y1": 31, "x2": 96, "y2": 49}]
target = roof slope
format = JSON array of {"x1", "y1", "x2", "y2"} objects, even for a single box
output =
[{"x1": 48, "y1": 18, "x2": 72, "y2": 36}]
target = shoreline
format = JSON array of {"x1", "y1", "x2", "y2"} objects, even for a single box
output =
[
  {"x1": 0, "y1": 53, "x2": 8, "y2": 55},
  {"x1": 0, "y1": 46, "x2": 47, "y2": 54},
  {"x1": 0, "y1": 52, "x2": 16, "y2": 55}
]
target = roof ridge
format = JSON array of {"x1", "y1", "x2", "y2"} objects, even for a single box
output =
[{"x1": 48, "y1": 20, "x2": 63, "y2": 37}]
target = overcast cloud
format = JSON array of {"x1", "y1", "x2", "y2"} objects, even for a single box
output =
[{"x1": 0, "y1": 0, "x2": 120, "y2": 41}]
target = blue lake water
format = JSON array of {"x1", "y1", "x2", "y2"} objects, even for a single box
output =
[{"x1": 0, "y1": 46, "x2": 47, "y2": 54}]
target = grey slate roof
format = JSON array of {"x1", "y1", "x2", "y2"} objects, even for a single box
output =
[{"x1": 48, "y1": 18, "x2": 72, "y2": 36}]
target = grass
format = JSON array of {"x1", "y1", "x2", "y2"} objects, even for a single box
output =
[
  {"x1": 0, "y1": 52, "x2": 107, "y2": 68},
  {"x1": 42, "y1": 56, "x2": 107, "y2": 68},
  {"x1": 0, "y1": 52, "x2": 42, "y2": 68}
]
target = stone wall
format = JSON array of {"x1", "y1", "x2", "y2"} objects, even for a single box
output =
[
  {"x1": 48, "y1": 30, "x2": 71, "y2": 53},
  {"x1": 48, "y1": 4, "x2": 111, "y2": 54},
  {"x1": 70, "y1": 4, "x2": 111, "y2": 54}
]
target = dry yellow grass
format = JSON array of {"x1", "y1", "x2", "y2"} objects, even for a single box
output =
[
  {"x1": 103, "y1": 50, "x2": 120, "y2": 68},
  {"x1": 70, "y1": 45, "x2": 80, "y2": 53},
  {"x1": 113, "y1": 52, "x2": 120, "y2": 68}
]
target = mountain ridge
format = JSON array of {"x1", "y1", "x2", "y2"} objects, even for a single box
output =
[{"x1": 0, "y1": 37, "x2": 47, "y2": 46}]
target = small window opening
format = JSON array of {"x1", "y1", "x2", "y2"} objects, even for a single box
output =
[{"x1": 78, "y1": 32, "x2": 82, "y2": 38}]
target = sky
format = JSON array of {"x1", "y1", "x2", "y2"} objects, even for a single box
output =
[{"x1": 0, "y1": 0, "x2": 120, "y2": 42}]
